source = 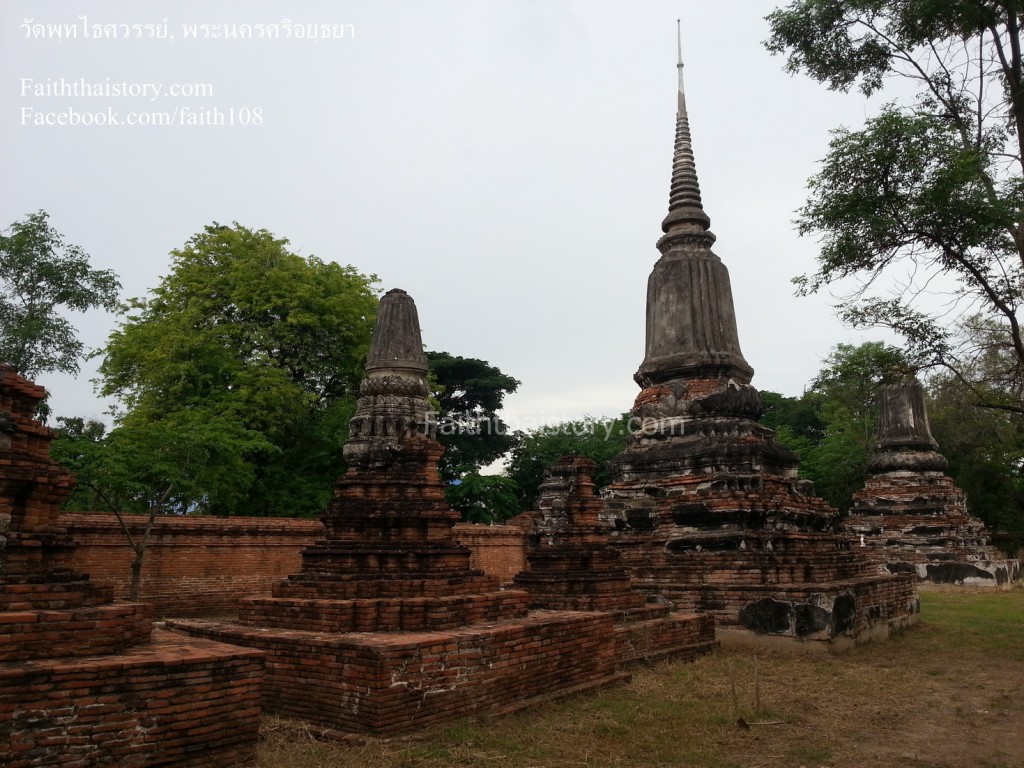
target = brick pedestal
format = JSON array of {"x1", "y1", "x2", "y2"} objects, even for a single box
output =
[
  {"x1": 0, "y1": 366, "x2": 263, "y2": 767},
  {"x1": 170, "y1": 289, "x2": 631, "y2": 735}
]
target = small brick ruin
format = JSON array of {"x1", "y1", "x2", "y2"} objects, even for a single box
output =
[
  {"x1": 168, "y1": 289, "x2": 632, "y2": 736},
  {"x1": 0, "y1": 365, "x2": 263, "y2": 768},
  {"x1": 512, "y1": 455, "x2": 716, "y2": 664},
  {"x1": 599, "y1": 56, "x2": 920, "y2": 647},
  {"x1": 846, "y1": 379, "x2": 1021, "y2": 587}
]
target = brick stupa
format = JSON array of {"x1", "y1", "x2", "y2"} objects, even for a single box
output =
[
  {"x1": 598, "y1": 40, "x2": 920, "y2": 647},
  {"x1": 170, "y1": 289, "x2": 629, "y2": 735},
  {"x1": 846, "y1": 378, "x2": 1021, "y2": 586},
  {"x1": 513, "y1": 455, "x2": 716, "y2": 664},
  {"x1": 0, "y1": 365, "x2": 263, "y2": 768}
]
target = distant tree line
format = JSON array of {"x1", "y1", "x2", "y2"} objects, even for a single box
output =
[{"x1": 3, "y1": 205, "x2": 1023, "y2": 557}]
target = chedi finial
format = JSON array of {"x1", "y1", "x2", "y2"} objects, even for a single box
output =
[
  {"x1": 343, "y1": 288, "x2": 436, "y2": 468},
  {"x1": 662, "y1": 19, "x2": 709, "y2": 234}
]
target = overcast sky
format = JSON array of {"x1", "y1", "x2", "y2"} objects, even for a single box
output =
[{"x1": 2, "y1": 1, "x2": 897, "y2": 430}]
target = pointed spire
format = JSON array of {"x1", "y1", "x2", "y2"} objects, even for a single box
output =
[
  {"x1": 662, "y1": 20, "x2": 710, "y2": 234},
  {"x1": 634, "y1": 29, "x2": 752, "y2": 387}
]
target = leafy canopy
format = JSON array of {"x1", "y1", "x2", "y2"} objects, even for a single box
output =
[
  {"x1": 426, "y1": 351, "x2": 520, "y2": 481},
  {"x1": 0, "y1": 210, "x2": 120, "y2": 378},
  {"x1": 927, "y1": 367, "x2": 1024, "y2": 543},
  {"x1": 505, "y1": 414, "x2": 631, "y2": 511},
  {"x1": 767, "y1": 1, "x2": 1024, "y2": 413},
  {"x1": 96, "y1": 222, "x2": 378, "y2": 516},
  {"x1": 763, "y1": 342, "x2": 912, "y2": 512}
]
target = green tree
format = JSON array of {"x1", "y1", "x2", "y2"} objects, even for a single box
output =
[
  {"x1": 759, "y1": 343, "x2": 912, "y2": 511},
  {"x1": 53, "y1": 410, "x2": 272, "y2": 598},
  {"x1": 807, "y1": 342, "x2": 913, "y2": 511},
  {"x1": 766, "y1": 2, "x2": 1024, "y2": 413},
  {"x1": 426, "y1": 351, "x2": 520, "y2": 480},
  {"x1": 96, "y1": 222, "x2": 378, "y2": 517},
  {"x1": 445, "y1": 471, "x2": 522, "y2": 524},
  {"x1": 505, "y1": 414, "x2": 631, "y2": 510},
  {"x1": 0, "y1": 210, "x2": 120, "y2": 378},
  {"x1": 927, "y1": 371, "x2": 1024, "y2": 544}
]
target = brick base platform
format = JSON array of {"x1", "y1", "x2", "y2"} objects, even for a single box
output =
[
  {"x1": 0, "y1": 630, "x2": 263, "y2": 768},
  {"x1": 611, "y1": 533, "x2": 921, "y2": 647},
  {"x1": 167, "y1": 611, "x2": 629, "y2": 736},
  {"x1": 238, "y1": 589, "x2": 530, "y2": 633},
  {"x1": 612, "y1": 605, "x2": 717, "y2": 665},
  {"x1": 848, "y1": 473, "x2": 1022, "y2": 588}
]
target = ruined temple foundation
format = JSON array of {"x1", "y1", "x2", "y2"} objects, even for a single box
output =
[
  {"x1": 598, "y1": 46, "x2": 919, "y2": 649},
  {"x1": 169, "y1": 290, "x2": 628, "y2": 736},
  {"x1": 846, "y1": 379, "x2": 1021, "y2": 587},
  {"x1": 0, "y1": 366, "x2": 263, "y2": 768},
  {"x1": 512, "y1": 456, "x2": 716, "y2": 664}
]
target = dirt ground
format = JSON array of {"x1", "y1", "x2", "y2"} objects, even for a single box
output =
[{"x1": 256, "y1": 587, "x2": 1024, "y2": 768}]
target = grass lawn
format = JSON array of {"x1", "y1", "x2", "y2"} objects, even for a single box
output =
[{"x1": 257, "y1": 587, "x2": 1024, "y2": 768}]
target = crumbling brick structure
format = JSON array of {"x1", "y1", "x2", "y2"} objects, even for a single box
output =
[
  {"x1": 0, "y1": 365, "x2": 263, "y2": 767},
  {"x1": 846, "y1": 379, "x2": 1021, "y2": 586},
  {"x1": 513, "y1": 455, "x2": 716, "y2": 664},
  {"x1": 599, "y1": 53, "x2": 919, "y2": 648},
  {"x1": 169, "y1": 289, "x2": 629, "y2": 736}
]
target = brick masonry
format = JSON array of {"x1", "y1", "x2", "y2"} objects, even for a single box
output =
[
  {"x1": 510, "y1": 456, "x2": 718, "y2": 665},
  {"x1": 845, "y1": 380, "x2": 1021, "y2": 587},
  {"x1": 170, "y1": 612, "x2": 627, "y2": 736},
  {"x1": 0, "y1": 631, "x2": 263, "y2": 768},
  {"x1": 58, "y1": 513, "x2": 531, "y2": 617},
  {"x1": 169, "y1": 289, "x2": 634, "y2": 736},
  {"x1": 59, "y1": 513, "x2": 322, "y2": 616},
  {"x1": 0, "y1": 365, "x2": 264, "y2": 767}
]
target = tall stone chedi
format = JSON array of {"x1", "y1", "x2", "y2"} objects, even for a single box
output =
[
  {"x1": 846, "y1": 378, "x2": 1021, "y2": 586},
  {"x1": 171, "y1": 289, "x2": 628, "y2": 735},
  {"x1": 600, "y1": 39, "x2": 920, "y2": 646},
  {"x1": 0, "y1": 365, "x2": 263, "y2": 768}
]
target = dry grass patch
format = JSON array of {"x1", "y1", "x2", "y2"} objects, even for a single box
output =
[{"x1": 257, "y1": 588, "x2": 1024, "y2": 768}]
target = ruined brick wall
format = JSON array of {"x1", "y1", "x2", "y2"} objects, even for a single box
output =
[
  {"x1": 59, "y1": 514, "x2": 323, "y2": 617},
  {"x1": 59, "y1": 515, "x2": 534, "y2": 614},
  {"x1": 453, "y1": 523, "x2": 530, "y2": 584},
  {"x1": 0, "y1": 631, "x2": 263, "y2": 768},
  {"x1": 54, "y1": 515, "x2": 532, "y2": 615}
]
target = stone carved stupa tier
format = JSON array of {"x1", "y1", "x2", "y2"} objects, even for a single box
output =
[
  {"x1": 847, "y1": 378, "x2": 1021, "y2": 586},
  {"x1": 170, "y1": 289, "x2": 632, "y2": 735},
  {"x1": 600, "y1": 35, "x2": 920, "y2": 646}
]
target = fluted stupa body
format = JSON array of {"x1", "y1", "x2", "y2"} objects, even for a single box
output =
[{"x1": 600, "y1": 36, "x2": 920, "y2": 646}]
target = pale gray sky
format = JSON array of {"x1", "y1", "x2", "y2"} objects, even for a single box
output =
[{"x1": 1, "y1": 1, "x2": 895, "y2": 429}]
